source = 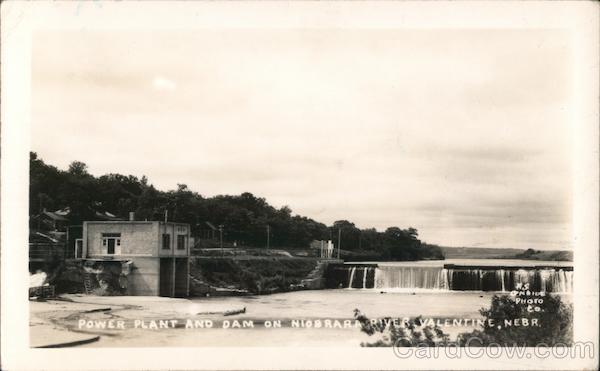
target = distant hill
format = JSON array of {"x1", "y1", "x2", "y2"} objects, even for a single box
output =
[{"x1": 440, "y1": 246, "x2": 573, "y2": 261}]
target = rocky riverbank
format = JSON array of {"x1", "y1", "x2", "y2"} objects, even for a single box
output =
[
  {"x1": 189, "y1": 256, "x2": 322, "y2": 296},
  {"x1": 44, "y1": 256, "x2": 329, "y2": 297}
]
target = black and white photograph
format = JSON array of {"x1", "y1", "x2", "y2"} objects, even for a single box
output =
[{"x1": 1, "y1": 1, "x2": 598, "y2": 370}]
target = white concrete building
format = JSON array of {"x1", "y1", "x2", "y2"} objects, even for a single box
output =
[{"x1": 81, "y1": 220, "x2": 191, "y2": 297}]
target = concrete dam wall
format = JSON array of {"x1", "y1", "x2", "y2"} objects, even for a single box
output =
[{"x1": 326, "y1": 263, "x2": 573, "y2": 293}]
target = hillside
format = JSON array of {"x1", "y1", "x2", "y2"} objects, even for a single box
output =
[
  {"x1": 440, "y1": 246, "x2": 573, "y2": 261},
  {"x1": 29, "y1": 152, "x2": 443, "y2": 261}
]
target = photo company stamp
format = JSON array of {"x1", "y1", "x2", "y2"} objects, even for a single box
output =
[{"x1": 1, "y1": 1, "x2": 598, "y2": 370}]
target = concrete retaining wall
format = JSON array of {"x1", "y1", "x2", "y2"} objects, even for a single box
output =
[{"x1": 127, "y1": 257, "x2": 160, "y2": 295}]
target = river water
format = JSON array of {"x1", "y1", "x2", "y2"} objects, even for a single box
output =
[{"x1": 77, "y1": 258, "x2": 572, "y2": 347}]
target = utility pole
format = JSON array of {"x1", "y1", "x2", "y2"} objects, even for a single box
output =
[
  {"x1": 337, "y1": 228, "x2": 342, "y2": 259},
  {"x1": 218, "y1": 224, "x2": 224, "y2": 256},
  {"x1": 358, "y1": 231, "x2": 362, "y2": 250},
  {"x1": 38, "y1": 194, "x2": 42, "y2": 230},
  {"x1": 266, "y1": 225, "x2": 270, "y2": 251}
]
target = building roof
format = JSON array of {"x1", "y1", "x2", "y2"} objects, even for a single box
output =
[
  {"x1": 30, "y1": 232, "x2": 60, "y2": 243},
  {"x1": 36, "y1": 207, "x2": 123, "y2": 222},
  {"x1": 83, "y1": 220, "x2": 190, "y2": 226},
  {"x1": 94, "y1": 211, "x2": 123, "y2": 221},
  {"x1": 205, "y1": 221, "x2": 218, "y2": 230},
  {"x1": 53, "y1": 207, "x2": 71, "y2": 216},
  {"x1": 40, "y1": 210, "x2": 68, "y2": 222}
]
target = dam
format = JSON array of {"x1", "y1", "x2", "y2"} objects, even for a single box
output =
[{"x1": 326, "y1": 259, "x2": 573, "y2": 293}]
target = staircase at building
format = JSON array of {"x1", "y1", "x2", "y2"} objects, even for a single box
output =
[
  {"x1": 300, "y1": 260, "x2": 329, "y2": 289},
  {"x1": 83, "y1": 272, "x2": 94, "y2": 294}
]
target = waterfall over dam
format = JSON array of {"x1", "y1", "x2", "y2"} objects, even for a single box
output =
[
  {"x1": 326, "y1": 260, "x2": 573, "y2": 293},
  {"x1": 374, "y1": 266, "x2": 450, "y2": 290}
]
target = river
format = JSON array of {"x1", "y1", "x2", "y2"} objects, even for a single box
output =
[{"x1": 59, "y1": 258, "x2": 572, "y2": 347}]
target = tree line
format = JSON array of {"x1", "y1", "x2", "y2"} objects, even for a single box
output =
[{"x1": 30, "y1": 152, "x2": 444, "y2": 260}]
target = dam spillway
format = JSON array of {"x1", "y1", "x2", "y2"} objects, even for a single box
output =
[
  {"x1": 326, "y1": 261, "x2": 573, "y2": 293},
  {"x1": 374, "y1": 265, "x2": 449, "y2": 290}
]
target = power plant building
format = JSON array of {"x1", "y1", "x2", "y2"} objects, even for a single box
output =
[{"x1": 80, "y1": 220, "x2": 191, "y2": 297}]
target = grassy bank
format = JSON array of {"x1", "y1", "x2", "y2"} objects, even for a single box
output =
[{"x1": 189, "y1": 256, "x2": 319, "y2": 296}]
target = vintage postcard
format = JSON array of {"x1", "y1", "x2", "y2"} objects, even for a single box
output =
[{"x1": 1, "y1": 1, "x2": 598, "y2": 370}]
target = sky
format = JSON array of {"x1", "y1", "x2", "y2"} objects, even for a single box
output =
[{"x1": 31, "y1": 29, "x2": 573, "y2": 250}]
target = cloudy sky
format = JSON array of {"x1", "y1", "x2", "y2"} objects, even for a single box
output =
[{"x1": 31, "y1": 29, "x2": 573, "y2": 249}]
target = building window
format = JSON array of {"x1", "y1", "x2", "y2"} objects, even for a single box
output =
[
  {"x1": 177, "y1": 235, "x2": 186, "y2": 250},
  {"x1": 74, "y1": 238, "x2": 83, "y2": 259},
  {"x1": 162, "y1": 234, "x2": 170, "y2": 249},
  {"x1": 102, "y1": 233, "x2": 121, "y2": 255}
]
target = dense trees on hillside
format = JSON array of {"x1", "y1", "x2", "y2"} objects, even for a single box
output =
[{"x1": 29, "y1": 152, "x2": 443, "y2": 260}]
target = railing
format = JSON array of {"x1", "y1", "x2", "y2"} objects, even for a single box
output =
[
  {"x1": 29, "y1": 285, "x2": 56, "y2": 298},
  {"x1": 29, "y1": 243, "x2": 66, "y2": 261}
]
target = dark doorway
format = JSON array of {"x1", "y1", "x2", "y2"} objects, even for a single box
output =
[{"x1": 107, "y1": 239, "x2": 115, "y2": 254}]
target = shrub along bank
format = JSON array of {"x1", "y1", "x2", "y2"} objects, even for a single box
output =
[{"x1": 189, "y1": 256, "x2": 319, "y2": 296}]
